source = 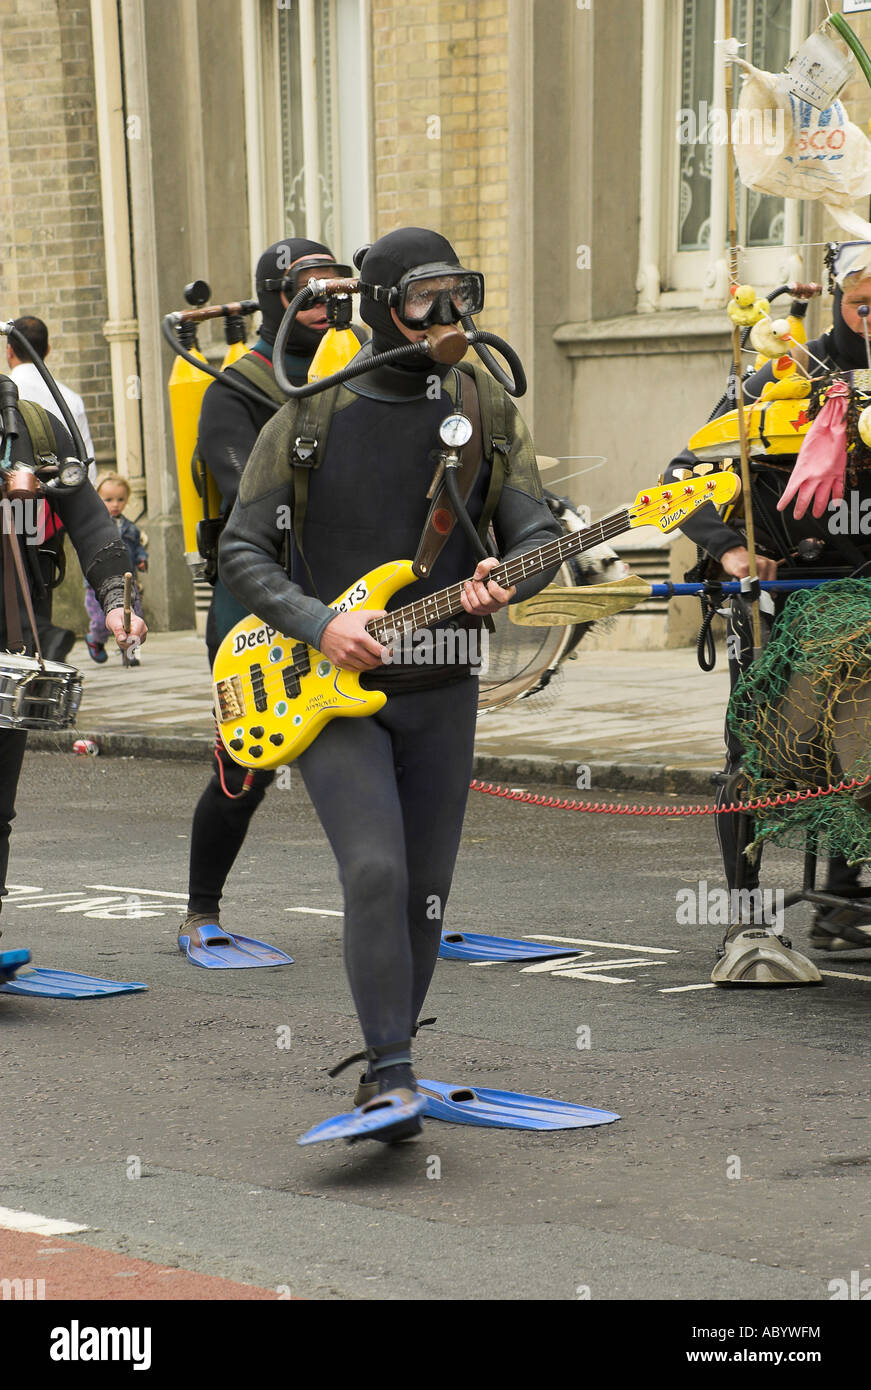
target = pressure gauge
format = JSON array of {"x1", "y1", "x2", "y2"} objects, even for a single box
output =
[
  {"x1": 439, "y1": 413, "x2": 473, "y2": 450},
  {"x1": 59, "y1": 458, "x2": 87, "y2": 487}
]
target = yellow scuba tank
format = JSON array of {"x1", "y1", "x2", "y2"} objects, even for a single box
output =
[
  {"x1": 168, "y1": 342, "x2": 215, "y2": 567},
  {"x1": 307, "y1": 293, "x2": 360, "y2": 382},
  {"x1": 220, "y1": 339, "x2": 249, "y2": 369},
  {"x1": 168, "y1": 285, "x2": 256, "y2": 572},
  {"x1": 308, "y1": 326, "x2": 360, "y2": 381}
]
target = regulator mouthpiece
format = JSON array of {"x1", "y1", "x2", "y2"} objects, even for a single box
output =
[
  {"x1": 5, "y1": 464, "x2": 38, "y2": 499},
  {"x1": 425, "y1": 324, "x2": 468, "y2": 365}
]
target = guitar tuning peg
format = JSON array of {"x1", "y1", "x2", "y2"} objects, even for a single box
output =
[
  {"x1": 692, "y1": 463, "x2": 714, "y2": 475},
  {"x1": 672, "y1": 467, "x2": 692, "y2": 480}
]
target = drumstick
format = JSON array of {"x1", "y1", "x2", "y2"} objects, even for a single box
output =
[{"x1": 122, "y1": 571, "x2": 132, "y2": 669}]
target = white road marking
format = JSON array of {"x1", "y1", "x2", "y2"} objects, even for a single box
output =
[
  {"x1": 550, "y1": 958, "x2": 669, "y2": 984},
  {"x1": 7, "y1": 885, "x2": 172, "y2": 920},
  {"x1": 56, "y1": 897, "x2": 127, "y2": 913},
  {"x1": 85, "y1": 885, "x2": 188, "y2": 898},
  {"x1": 659, "y1": 983, "x2": 717, "y2": 993},
  {"x1": 526, "y1": 934, "x2": 677, "y2": 955},
  {"x1": 286, "y1": 906, "x2": 343, "y2": 916},
  {"x1": 659, "y1": 970, "x2": 871, "y2": 991},
  {"x1": 520, "y1": 953, "x2": 594, "y2": 974},
  {"x1": 522, "y1": 953, "x2": 669, "y2": 984},
  {"x1": 12, "y1": 893, "x2": 101, "y2": 908},
  {"x1": 0, "y1": 1206, "x2": 88, "y2": 1236}
]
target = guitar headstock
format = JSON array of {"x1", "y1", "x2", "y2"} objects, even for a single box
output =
[{"x1": 629, "y1": 470, "x2": 741, "y2": 534}]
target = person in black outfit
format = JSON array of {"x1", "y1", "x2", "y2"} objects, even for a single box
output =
[
  {"x1": 182, "y1": 238, "x2": 348, "y2": 943},
  {"x1": 0, "y1": 379, "x2": 147, "y2": 941},
  {"x1": 219, "y1": 227, "x2": 562, "y2": 1140},
  {"x1": 665, "y1": 248, "x2": 871, "y2": 958}
]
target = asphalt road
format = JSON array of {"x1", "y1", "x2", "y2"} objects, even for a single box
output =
[{"x1": 1, "y1": 751, "x2": 870, "y2": 1302}]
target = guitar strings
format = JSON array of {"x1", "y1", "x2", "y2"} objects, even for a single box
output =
[
  {"x1": 217, "y1": 489, "x2": 724, "y2": 707},
  {"x1": 220, "y1": 510, "x2": 632, "y2": 704}
]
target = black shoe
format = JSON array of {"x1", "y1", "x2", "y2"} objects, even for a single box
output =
[{"x1": 41, "y1": 626, "x2": 76, "y2": 663}]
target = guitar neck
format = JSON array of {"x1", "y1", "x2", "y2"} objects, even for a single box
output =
[{"x1": 365, "y1": 508, "x2": 632, "y2": 642}]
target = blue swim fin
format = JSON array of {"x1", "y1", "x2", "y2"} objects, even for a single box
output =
[
  {"x1": 0, "y1": 961, "x2": 147, "y2": 999},
  {"x1": 178, "y1": 922, "x2": 293, "y2": 969},
  {"x1": 298, "y1": 1089, "x2": 426, "y2": 1146},
  {"x1": 438, "y1": 932, "x2": 580, "y2": 962},
  {"x1": 418, "y1": 1079, "x2": 620, "y2": 1131},
  {"x1": 0, "y1": 948, "x2": 32, "y2": 983}
]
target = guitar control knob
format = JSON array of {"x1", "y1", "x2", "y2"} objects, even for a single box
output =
[
  {"x1": 250, "y1": 725, "x2": 265, "y2": 738},
  {"x1": 248, "y1": 745, "x2": 263, "y2": 758},
  {"x1": 269, "y1": 733, "x2": 284, "y2": 746},
  {"x1": 229, "y1": 738, "x2": 244, "y2": 751}
]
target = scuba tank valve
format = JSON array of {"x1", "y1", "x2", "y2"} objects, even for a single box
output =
[
  {"x1": 164, "y1": 282, "x2": 261, "y2": 572},
  {"x1": 307, "y1": 292, "x2": 361, "y2": 382}
]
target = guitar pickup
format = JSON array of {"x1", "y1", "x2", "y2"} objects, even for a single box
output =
[
  {"x1": 282, "y1": 668, "x2": 302, "y2": 700},
  {"x1": 291, "y1": 642, "x2": 311, "y2": 675},
  {"x1": 250, "y1": 662, "x2": 269, "y2": 713},
  {"x1": 215, "y1": 675, "x2": 245, "y2": 721}
]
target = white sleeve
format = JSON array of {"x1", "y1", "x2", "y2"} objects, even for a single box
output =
[{"x1": 75, "y1": 402, "x2": 95, "y2": 460}]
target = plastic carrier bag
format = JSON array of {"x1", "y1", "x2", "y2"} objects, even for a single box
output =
[{"x1": 732, "y1": 60, "x2": 871, "y2": 210}]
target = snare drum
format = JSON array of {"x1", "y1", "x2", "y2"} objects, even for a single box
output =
[{"x1": 0, "y1": 653, "x2": 83, "y2": 730}]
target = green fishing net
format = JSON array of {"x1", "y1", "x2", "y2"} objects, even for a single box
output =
[{"x1": 727, "y1": 579, "x2": 871, "y2": 864}]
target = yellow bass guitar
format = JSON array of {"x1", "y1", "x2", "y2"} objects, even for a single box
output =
[{"x1": 213, "y1": 471, "x2": 740, "y2": 770}]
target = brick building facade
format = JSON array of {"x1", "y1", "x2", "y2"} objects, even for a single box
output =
[
  {"x1": 370, "y1": 0, "x2": 510, "y2": 336},
  {"x1": 0, "y1": 0, "x2": 114, "y2": 466},
  {"x1": 3, "y1": 1, "x2": 871, "y2": 640}
]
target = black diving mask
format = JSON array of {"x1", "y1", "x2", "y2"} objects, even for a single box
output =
[{"x1": 359, "y1": 262, "x2": 485, "y2": 328}]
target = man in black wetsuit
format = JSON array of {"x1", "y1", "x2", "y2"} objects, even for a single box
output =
[
  {"x1": 0, "y1": 376, "x2": 147, "y2": 943},
  {"x1": 181, "y1": 238, "x2": 348, "y2": 947},
  {"x1": 219, "y1": 227, "x2": 562, "y2": 1140},
  {"x1": 665, "y1": 245, "x2": 871, "y2": 966}
]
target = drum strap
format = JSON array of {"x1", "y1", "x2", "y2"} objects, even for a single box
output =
[{"x1": 1, "y1": 497, "x2": 44, "y2": 661}]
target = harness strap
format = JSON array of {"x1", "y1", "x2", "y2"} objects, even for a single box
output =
[
  {"x1": 463, "y1": 361, "x2": 511, "y2": 544},
  {"x1": 412, "y1": 371, "x2": 484, "y2": 579},
  {"x1": 327, "y1": 1018, "x2": 437, "y2": 1078},
  {"x1": 289, "y1": 387, "x2": 343, "y2": 600},
  {"x1": 16, "y1": 400, "x2": 56, "y2": 460},
  {"x1": 228, "y1": 352, "x2": 289, "y2": 407}
]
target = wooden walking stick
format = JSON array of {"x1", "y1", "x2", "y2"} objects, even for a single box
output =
[
  {"x1": 723, "y1": 0, "x2": 764, "y2": 659},
  {"x1": 122, "y1": 571, "x2": 132, "y2": 668}
]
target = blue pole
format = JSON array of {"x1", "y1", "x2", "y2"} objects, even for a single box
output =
[{"x1": 649, "y1": 580, "x2": 834, "y2": 596}]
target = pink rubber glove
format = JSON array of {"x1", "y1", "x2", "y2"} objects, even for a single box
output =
[{"x1": 777, "y1": 380, "x2": 848, "y2": 521}]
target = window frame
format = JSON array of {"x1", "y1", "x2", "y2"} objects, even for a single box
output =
[
  {"x1": 242, "y1": 0, "x2": 372, "y2": 271},
  {"x1": 639, "y1": 0, "x2": 810, "y2": 312}
]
